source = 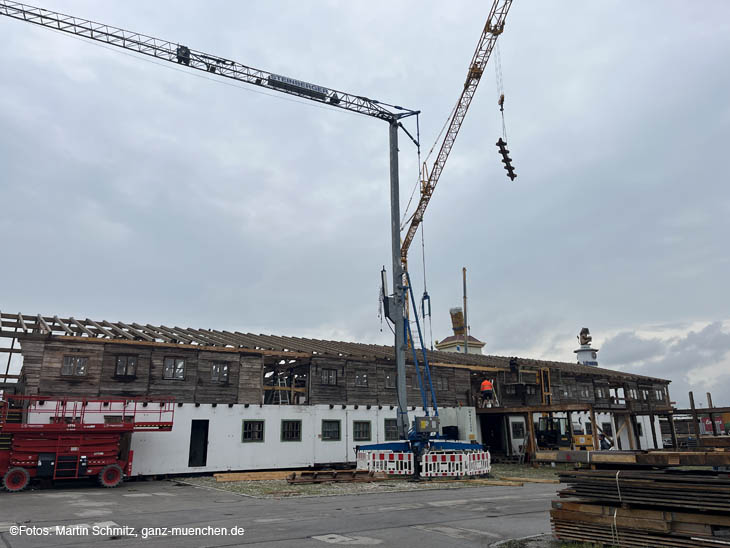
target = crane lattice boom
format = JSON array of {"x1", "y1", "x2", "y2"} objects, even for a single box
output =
[
  {"x1": 0, "y1": 0, "x2": 417, "y2": 122},
  {"x1": 400, "y1": 0, "x2": 513, "y2": 266}
]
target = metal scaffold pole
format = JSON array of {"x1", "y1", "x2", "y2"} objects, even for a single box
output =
[{"x1": 389, "y1": 120, "x2": 408, "y2": 440}]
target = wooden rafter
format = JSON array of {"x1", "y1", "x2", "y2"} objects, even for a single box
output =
[
  {"x1": 36, "y1": 314, "x2": 52, "y2": 334},
  {"x1": 101, "y1": 320, "x2": 135, "y2": 340},
  {"x1": 116, "y1": 321, "x2": 154, "y2": 341},
  {"x1": 68, "y1": 317, "x2": 95, "y2": 337},
  {"x1": 52, "y1": 316, "x2": 74, "y2": 335},
  {"x1": 86, "y1": 318, "x2": 115, "y2": 338},
  {"x1": 16, "y1": 312, "x2": 28, "y2": 333}
]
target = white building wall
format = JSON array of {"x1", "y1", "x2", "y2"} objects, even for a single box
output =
[{"x1": 130, "y1": 404, "x2": 479, "y2": 476}]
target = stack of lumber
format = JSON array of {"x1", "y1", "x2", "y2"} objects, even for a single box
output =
[
  {"x1": 286, "y1": 470, "x2": 384, "y2": 484},
  {"x1": 551, "y1": 469, "x2": 730, "y2": 547}
]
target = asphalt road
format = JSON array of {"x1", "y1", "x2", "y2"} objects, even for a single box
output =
[{"x1": 0, "y1": 479, "x2": 558, "y2": 547}]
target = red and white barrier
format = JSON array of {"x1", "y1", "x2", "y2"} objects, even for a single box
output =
[
  {"x1": 356, "y1": 450, "x2": 414, "y2": 475},
  {"x1": 421, "y1": 451, "x2": 468, "y2": 477},
  {"x1": 467, "y1": 450, "x2": 491, "y2": 476}
]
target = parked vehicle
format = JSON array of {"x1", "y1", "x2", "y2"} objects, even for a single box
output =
[{"x1": 1, "y1": 395, "x2": 174, "y2": 492}]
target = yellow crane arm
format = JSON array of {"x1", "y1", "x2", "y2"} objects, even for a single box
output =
[{"x1": 400, "y1": 0, "x2": 513, "y2": 268}]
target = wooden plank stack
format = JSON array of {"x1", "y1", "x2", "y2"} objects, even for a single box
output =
[{"x1": 551, "y1": 469, "x2": 730, "y2": 547}]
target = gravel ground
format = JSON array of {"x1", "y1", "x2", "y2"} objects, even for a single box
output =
[{"x1": 178, "y1": 463, "x2": 569, "y2": 499}]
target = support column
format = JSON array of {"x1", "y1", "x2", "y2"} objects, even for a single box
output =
[
  {"x1": 389, "y1": 120, "x2": 408, "y2": 440},
  {"x1": 649, "y1": 413, "x2": 659, "y2": 449},
  {"x1": 689, "y1": 391, "x2": 701, "y2": 439},
  {"x1": 708, "y1": 392, "x2": 718, "y2": 436},
  {"x1": 589, "y1": 407, "x2": 599, "y2": 451},
  {"x1": 669, "y1": 413, "x2": 679, "y2": 449},
  {"x1": 567, "y1": 411, "x2": 574, "y2": 450},
  {"x1": 626, "y1": 415, "x2": 637, "y2": 450},
  {"x1": 527, "y1": 411, "x2": 536, "y2": 459}
]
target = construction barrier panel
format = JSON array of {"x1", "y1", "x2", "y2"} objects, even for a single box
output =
[
  {"x1": 357, "y1": 450, "x2": 413, "y2": 476},
  {"x1": 467, "y1": 450, "x2": 491, "y2": 476},
  {"x1": 421, "y1": 451, "x2": 468, "y2": 478}
]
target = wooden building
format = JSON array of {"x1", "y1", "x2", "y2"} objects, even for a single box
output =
[{"x1": 0, "y1": 312, "x2": 674, "y2": 470}]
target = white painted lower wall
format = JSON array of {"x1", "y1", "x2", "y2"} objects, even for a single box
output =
[{"x1": 130, "y1": 404, "x2": 479, "y2": 476}]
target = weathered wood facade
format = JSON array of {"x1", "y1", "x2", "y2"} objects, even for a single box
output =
[{"x1": 1, "y1": 312, "x2": 671, "y2": 417}]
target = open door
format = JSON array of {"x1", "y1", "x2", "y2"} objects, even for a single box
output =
[{"x1": 188, "y1": 419, "x2": 209, "y2": 467}]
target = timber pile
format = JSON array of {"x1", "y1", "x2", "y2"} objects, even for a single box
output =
[
  {"x1": 551, "y1": 469, "x2": 730, "y2": 547},
  {"x1": 286, "y1": 470, "x2": 384, "y2": 484}
]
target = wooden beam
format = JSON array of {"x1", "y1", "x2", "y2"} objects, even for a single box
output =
[
  {"x1": 0, "y1": 348, "x2": 21, "y2": 354},
  {"x1": 689, "y1": 391, "x2": 701, "y2": 438},
  {"x1": 43, "y1": 335, "x2": 310, "y2": 358},
  {"x1": 36, "y1": 314, "x2": 52, "y2": 334},
  {"x1": 53, "y1": 316, "x2": 74, "y2": 336},
  {"x1": 589, "y1": 407, "x2": 599, "y2": 451},
  {"x1": 134, "y1": 323, "x2": 171, "y2": 342},
  {"x1": 262, "y1": 386, "x2": 306, "y2": 393},
  {"x1": 69, "y1": 317, "x2": 95, "y2": 337},
  {"x1": 86, "y1": 318, "x2": 115, "y2": 338},
  {"x1": 16, "y1": 312, "x2": 28, "y2": 333},
  {"x1": 477, "y1": 403, "x2": 591, "y2": 414},
  {"x1": 626, "y1": 414, "x2": 636, "y2": 450},
  {"x1": 116, "y1": 321, "x2": 154, "y2": 341},
  {"x1": 101, "y1": 320, "x2": 135, "y2": 340},
  {"x1": 669, "y1": 413, "x2": 679, "y2": 449},
  {"x1": 649, "y1": 413, "x2": 659, "y2": 449},
  {"x1": 0, "y1": 374, "x2": 20, "y2": 379}
]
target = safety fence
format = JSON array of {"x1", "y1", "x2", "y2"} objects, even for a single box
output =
[
  {"x1": 356, "y1": 450, "x2": 414, "y2": 476},
  {"x1": 357, "y1": 449, "x2": 490, "y2": 478}
]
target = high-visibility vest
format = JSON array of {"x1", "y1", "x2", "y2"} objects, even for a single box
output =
[{"x1": 480, "y1": 380, "x2": 493, "y2": 391}]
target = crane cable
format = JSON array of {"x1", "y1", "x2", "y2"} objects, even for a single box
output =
[{"x1": 495, "y1": 39, "x2": 507, "y2": 141}]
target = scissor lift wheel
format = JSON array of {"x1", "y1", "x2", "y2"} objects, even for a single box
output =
[
  {"x1": 3, "y1": 467, "x2": 30, "y2": 492},
  {"x1": 98, "y1": 464, "x2": 124, "y2": 488}
]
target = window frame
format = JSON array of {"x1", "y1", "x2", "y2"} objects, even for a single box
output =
[
  {"x1": 321, "y1": 368, "x2": 337, "y2": 386},
  {"x1": 385, "y1": 373, "x2": 395, "y2": 389},
  {"x1": 353, "y1": 420, "x2": 371, "y2": 442},
  {"x1": 163, "y1": 357, "x2": 186, "y2": 380},
  {"x1": 114, "y1": 355, "x2": 138, "y2": 378},
  {"x1": 355, "y1": 372, "x2": 368, "y2": 387},
  {"x1": 321, "y1": 419, "x2": 341, "y2": 441},
  {"x1": 211, "y1": 362, "x2": 230, "y2": 384},
  {"x1": 384, "y1": 418, "x2": 399, "y2": 441},
  {"x1": 61, "y1": 355, "x2": 89, "y2": 377},
  {"x1": 281, "y1": 419, "x2": 302, "y2": 442},
  {"x1": 242, "y1": 419, "x2": 265, "y2": 443},
  {"x1": 601, "y1": 422, "x2": 614, "y2": 436}
]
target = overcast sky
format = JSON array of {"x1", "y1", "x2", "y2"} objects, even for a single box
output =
[{"x1": 1, "y1": 1, "x2": 729, "y2": 408}]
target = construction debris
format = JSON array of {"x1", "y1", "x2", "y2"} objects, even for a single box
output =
[
  {"x1": 499, "y1": 476, "x2": 559, "y2": 484},
  {"x1": 286, "y1": 470, "x2": 384, "y2": 484},
  {"x1": 214, "y1": 471, "x2": 301, "y2": 482}
]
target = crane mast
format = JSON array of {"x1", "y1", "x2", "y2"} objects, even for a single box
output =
[{"x1": 400, "y1": 0, "x2": 513, "y2": 269}]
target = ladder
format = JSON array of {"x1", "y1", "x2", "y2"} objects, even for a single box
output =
[{"x1": 277, "y1": 376, "x2": 289, "y2": 405}]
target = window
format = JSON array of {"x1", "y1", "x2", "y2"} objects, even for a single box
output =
[
  {"x1": 384, "y1": 419, "x2": 399, "y2": 441},
  {"x1": 281, "y1": 420, "x2": 302, "y2": 442},
  {"x1": 654, "y1": 388, "x2": 665, "y2": 402},
  {"x1": 62, "y1": 356, "x2": 88, "y2": 376},
  {"x1": 321, "y1": 368, "x2": 337, "y2": 385},
  {"x1": 353, "y1": 421, "x2": 371, "y2": 441},
  {"x1": 511, "y1": 421, "x2": 525, "y2": 439},
  {"x1": 640, "y1": 389, "x2": 649, "y2": 401},
  {"x1": 242, "y1": 420, "x2": 264, "y2": 442},
  {"x1": 505, "y1": 384, "x2": 517, "y2": 395},
  {"x1": 596, "y1": 386, "x2": 608, "y2": 399},
  {"x1": 601, "y1": 422, "x2": 613, "y2": 436},
  {"x1": 211, "y1": 362, "x2": 229, "y2": 383},
  {"x1": 355, "y1": 372, "x2": 368, "y2": 387},
  {"x1": 385, "y1": 374, "x2": 395, "y2": 389},
  {"x1": 115, "y1": 356, "x2": 137, "y2": 377},
  {"x1": 628, "y1": 388, "x2": 638, "y2": 400},
  {"x1": 163, "y1": 357, "x2": 186, "y2": 380},
  {"x1": 579, "y1": 385, "x2": 591, "y2": 398},
  {"x1": 526, "y1": 385, "x2": 537, "y2": 395},
  {"x1": 322, "y1": 420, "x2": 341, "y2": 441},
  {"x1": 561, "y1": 385, "x2": 574, "y2": 398},
  {"x1": 436, "y1": 376, "x2": 449, "y2": 391},
  {"x1": 585, "y1": 422, "x2": 593, "y2": 435},
  {"x1": 636, "y1": 422, "x2": 643, "y2": 437}
]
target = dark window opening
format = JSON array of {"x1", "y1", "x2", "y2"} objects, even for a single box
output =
[
  {"x1": 163, "y1": 357, "x2": 185, "y2": 380},
  {"x1": 322, "y1": 420, "x2": 341, "y2": 441},
  {"x1": 321, "y1": 368, "x2": 337, "y2": 385},
  {"x1": 384, "y1": 419, "x2": 399, "y2": 441},
  {"x1": 242, "y1": 420, "x2": 264, "y2": 442},
  {"x1": 211, "y1": 362, "x2": 229, "y2": 383},
  {"x1": 115, "y1": 355, "x2": 137, "y2": 377},
  {"x1": 281, "y1": 420, "x2": 302, "y2": 442},
  {"x1": 62, "y1": 356, "x2": 88, "y2": 376},
  {"x1": 353, "y1": 421, "x2": 371, "y2": 441}
]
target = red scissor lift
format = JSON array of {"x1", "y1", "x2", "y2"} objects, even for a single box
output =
[{"x1": 0, "y1": 395, "x2": 174, "y2": 492}]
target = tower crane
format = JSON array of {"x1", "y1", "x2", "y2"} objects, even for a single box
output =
[
  {"x1": 400, "y1": 0, "x2": 514, "y2": 273},
  {"x1": 0, "y1": 0, "x2": 418, "y2": 439}
]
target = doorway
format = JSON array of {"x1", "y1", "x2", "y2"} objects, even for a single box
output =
[{"x1": 188, "y1": 419, "x2": 209, "y2": 467}]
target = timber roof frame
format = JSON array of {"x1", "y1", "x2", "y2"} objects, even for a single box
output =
[{"x1": 0, "y1": 311, "x2": 668, "y2": 383}]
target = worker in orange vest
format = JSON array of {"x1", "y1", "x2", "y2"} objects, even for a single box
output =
[{"x1": 480, "y1": 379, "x2": 494, "y2": 406}]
